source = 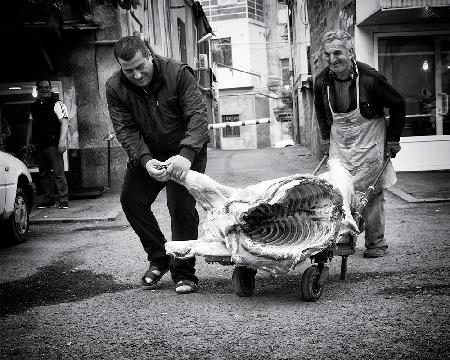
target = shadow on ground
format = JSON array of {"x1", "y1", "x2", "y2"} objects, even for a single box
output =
[{"x1": 0, "y1": 259, "x2": 139, "y2": 317}]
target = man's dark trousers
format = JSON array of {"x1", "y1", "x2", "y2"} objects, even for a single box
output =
[
  {"x1": 36, "y1": 145, "x2": 69, "y2": 203},
  {"x1": 120, "y1": 149, "x2": 207, "y2": 284}
]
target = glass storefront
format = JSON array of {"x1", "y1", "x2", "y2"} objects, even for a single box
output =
[{"x1": 378, "y1": 34, "x2": 450, "y2": 137}]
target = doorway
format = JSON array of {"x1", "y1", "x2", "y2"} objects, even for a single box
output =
[{"x1": 0, "y1": 81, "x2": 67, "y2": 172}]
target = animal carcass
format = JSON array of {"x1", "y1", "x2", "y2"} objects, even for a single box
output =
[{"x1": 165, "y1": 160, "x2": 357, "y2": 275}]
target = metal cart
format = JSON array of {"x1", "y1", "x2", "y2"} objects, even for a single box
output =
[{"x1": 202, "y1": 155, "x2": 391, "y2": 302}]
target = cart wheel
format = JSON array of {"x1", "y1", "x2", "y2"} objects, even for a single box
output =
[
  {"x1": 232, "y1": 266, "x2": 257, "y2": 297},
  {"x1": 301, "y1": 266, "x2": 323, "y2": 302}
]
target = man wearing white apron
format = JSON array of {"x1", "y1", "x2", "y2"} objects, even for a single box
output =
[{"x1": 314, "y1": 30, "x2": 406, "y2": 258}]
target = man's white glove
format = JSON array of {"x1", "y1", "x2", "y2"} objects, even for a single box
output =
[
  {"x1": 166, "y1": 155, "x2": 192, "y2": 181},
  {"x1": 145, "y1": 159, "x2": 170, "y2": 182}
]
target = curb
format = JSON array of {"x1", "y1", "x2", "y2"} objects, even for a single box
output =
[
  {"x1": 29, "y1": 205, "x2": 122, "y2": 224},
  {"x1": 387, "y1": 185, "x2": 450, "y2": 204}
]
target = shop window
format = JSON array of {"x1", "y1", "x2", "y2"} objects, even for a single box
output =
[
  {"x1": 222, "y1": 114, "x2": 240, "y2": 137},
  {"x1": 212, "y1": 37, "x2": 232, "y2": 66},
  {"x1": 378, "y1": 35, "x2": 450, "y2": 136}
]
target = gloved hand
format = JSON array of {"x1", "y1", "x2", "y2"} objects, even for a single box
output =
[
  {"x1": 319, "y1": 139, "x2": 330, "y2": 157},
  {"x1": 385, "y1": 141, "x2": 401, "y2": 158}
]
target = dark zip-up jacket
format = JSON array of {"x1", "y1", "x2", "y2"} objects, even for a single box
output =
[
  {"x1": 314, "y1": 61, "x2": 405, "y2": 142},
  {"x1": 106, "y1": 54, "x2": 210, "y2": 167}
]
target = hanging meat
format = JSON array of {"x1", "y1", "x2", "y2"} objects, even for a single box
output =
[{"x1": 165, "y1": 159, "x2": 358, "y2": 275}]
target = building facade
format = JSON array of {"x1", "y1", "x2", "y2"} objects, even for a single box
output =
[
  {"x1": 0, "y1": 0, "x2": 214, "y2": 191},
  {"x1": 200, "y1": 0, "x2": 294, "y2": 150}
]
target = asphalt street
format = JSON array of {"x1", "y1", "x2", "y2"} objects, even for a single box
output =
[{"x1": 1, "y1": 146, "x2": 449, "y2": 360}]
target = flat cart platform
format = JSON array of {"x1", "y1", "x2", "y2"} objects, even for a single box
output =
[{"x1": 202, "y1": 234, "x2": 356, "y2": 302}]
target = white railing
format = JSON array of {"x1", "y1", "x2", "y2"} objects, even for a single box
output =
[
  {"x1": 381, "y1": 0, "x2": 450, "y2": 9},
  {"x1": 208, "y1": 118, "x2": 270, "y2": 129}
]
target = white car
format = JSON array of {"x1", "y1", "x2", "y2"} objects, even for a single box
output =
[{"x1": 0, "y1": 150, "x2": 35, "y2": 244}]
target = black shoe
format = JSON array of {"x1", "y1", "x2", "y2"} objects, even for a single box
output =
[
  {"x1": 363, "y1": 247, "x2": 387, "y2": 258},
  {"x1": 37, "y1": 201, "x2": 56, "y2": 209},
  {"x1": 58, "y1": 201, "x2": 69, "y2": 209}
]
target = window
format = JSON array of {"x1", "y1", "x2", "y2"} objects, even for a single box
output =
[
  {"x1": 378, "y1": 35, "x2": 450, "y2": 136},
  {"x1": 222, "y1": 114, "x2": 240, "y2": 137},
  {"x1": 280, "y1": 58, "x2": 290, "y2": 86},
  {"x1": 248, "y1": 0, "x2": 264, "y2": 22},
  {"x1": 177, "y1": 18, "x2": 187, "y2": 63},
  {"x1": 277, "y1": 5, "x2": 287, "y2": 24},
  {"x1": 211, "y1": 37, "x2": 232, "y2": 66}
]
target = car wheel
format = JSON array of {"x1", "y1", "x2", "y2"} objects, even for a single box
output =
[{"x1": 4, "y1": 187, "x2": 30, "y2": 245}]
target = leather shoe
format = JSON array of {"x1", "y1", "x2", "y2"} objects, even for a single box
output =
[{"x1": 363, "y1": 247, "x2": 387, "y2": 258}]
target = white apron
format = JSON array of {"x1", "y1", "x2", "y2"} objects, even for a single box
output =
[{"x1": 327, "y1": 72, "x2": 396, "y2": 193}]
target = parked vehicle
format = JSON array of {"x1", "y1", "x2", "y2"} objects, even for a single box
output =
[{"x1": 0, "y1": 150, "x2": 35, "y2": 244}]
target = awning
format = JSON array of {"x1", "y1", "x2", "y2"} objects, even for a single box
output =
[{"x1": 359, "y1": 6, "x2": 450, "y2": 26}]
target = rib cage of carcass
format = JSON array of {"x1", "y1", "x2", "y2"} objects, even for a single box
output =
[{"x1": 165, "y1": 159, "x2": 357, "y2": 275}]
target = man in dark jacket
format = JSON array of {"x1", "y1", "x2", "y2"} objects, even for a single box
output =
[
  {"x1": 106, "y1": 36, "x2": 210, "y2": 293},
  {"x1": 314, "y1": 30, "x2": 406, "y2": 258}
]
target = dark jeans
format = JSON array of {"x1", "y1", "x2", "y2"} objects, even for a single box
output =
[
  {"x1": 120, "y1": 150, "x2": 207, "y2": 284},
  {"x1": 36, "y1": 145, "x2": 69, "y2": 203}
]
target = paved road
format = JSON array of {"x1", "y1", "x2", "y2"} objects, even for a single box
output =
[{"x1": 1, "y1": 147, "x2": 449, "y2": 360}]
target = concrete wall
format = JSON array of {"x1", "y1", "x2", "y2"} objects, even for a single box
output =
[
  {"x1": 219, "y1": 93, "x2": 257, "y2": 150},
  {"x1": 64, "y1": 4, "x2": 124, "y2": 189},
  {"x1": 213, "y1": 18, "x2": 253, "y2": 88}
]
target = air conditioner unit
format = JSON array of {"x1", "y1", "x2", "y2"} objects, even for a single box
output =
[{"x1": 198, "y1": 53, "x2": 208, "y2": 70}]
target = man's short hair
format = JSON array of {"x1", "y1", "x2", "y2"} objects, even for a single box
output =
[
  {"x1": 320, "y1": 30, "x2": 354, "y2": 51},
  {"x1": 114, "y1": 36, "x2": 153, "y2": 62},
  {"x1": 36, "y1": 79, "x2": 52, "y2": 88}
]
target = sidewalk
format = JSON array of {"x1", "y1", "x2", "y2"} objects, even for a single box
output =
[
  {"x1": 28, "y1": 149, "x2": 450, "y2": 224},
  {"x1": 29, "y1": 190, "x2": 122, "y2": 224},
  {"x1": 388, "y1": 170, "x2": 450, "y2": 203}
]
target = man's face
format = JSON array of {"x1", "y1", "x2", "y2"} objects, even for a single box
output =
[
  {"x1": 323, "y1": 39, "x2": 354, "y2": 78},
  {"x1": 36, "y1": 80, "x2": 52, "y2": 100},
  {"x1": 118, "y1": 50, "x2": 154, "y2": 87}
]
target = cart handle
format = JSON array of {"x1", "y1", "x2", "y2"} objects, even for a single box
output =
[
  {"x1": 313, "y1": 155, "x2": 329, "y2": 176},
  {"x1": 356, "y1": 154, "x2": 391, "y2": 213}
]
